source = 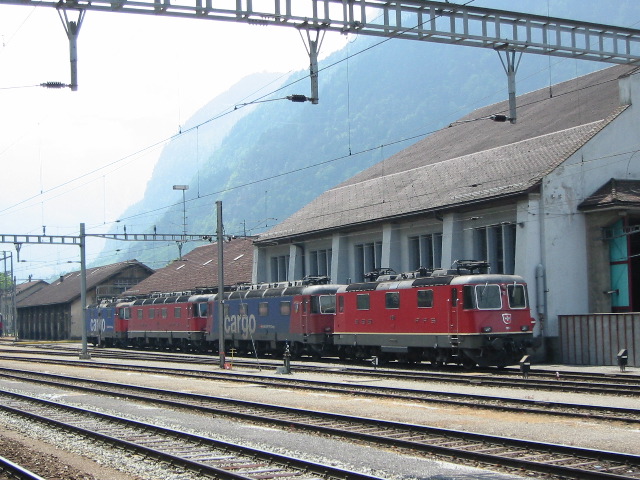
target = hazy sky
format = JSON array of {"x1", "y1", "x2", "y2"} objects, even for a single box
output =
[
  {"x1": 0, "y1": 1, "x2": 637, "y2": 283},
  {"x1": 0, "y1": 4, "x2": 348, "y2": 281}
]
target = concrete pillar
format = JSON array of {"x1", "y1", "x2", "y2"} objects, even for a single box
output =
[
  {"x1": 331, "y1": 233, "x2": 350, "y2": 284},
  {"x1": 252, "y1": 245, "x2": 267, "y2": 284},
  {"x1": 442, "y1": 213, "x2": 464, "y2": 268},
  {"x1": 288, "y1": 244, "x2": 305, "y2": 282},
  {"x1": 381, "y1": 224, "x2": 402, "y2": 273}
]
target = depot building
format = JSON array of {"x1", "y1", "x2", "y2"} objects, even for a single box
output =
[{"x1": 253, "y1": 65, "x2": 640, "y2": 366}]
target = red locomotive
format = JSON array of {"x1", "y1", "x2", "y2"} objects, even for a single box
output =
[
  {"x1": 334, "y1": 261, "x2": 535, "y2": 367},
  {"x1": 127, "y1": 293, "x2": 210, "y2": 350}
]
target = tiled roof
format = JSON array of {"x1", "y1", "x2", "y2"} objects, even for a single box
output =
[
  {"x1": 17, "y1": 261, "x2": 153, "y2": 308},
  {"x1": 579, "y1": 178, "x2": 640, "y2": 211},
  {"x1": 15, "y1": 280, "x2": 48, "y2": 304},
  {"x1": 124, "y1": 237, "x2": 254, "y2": 296},
  {"x1": 259, "y1": 65, "x2": 635, "y2": 242},
  {"x1": 343, "y1": 65, "x2": 635, "y2": 187}
]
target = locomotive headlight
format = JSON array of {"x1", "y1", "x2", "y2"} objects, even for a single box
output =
[
  {"x1": 521, "y1": 325, "x2": 530, "y2": 332},
  {"x1": 481, "y1": 326, "x2": 492, "y2": 333}
]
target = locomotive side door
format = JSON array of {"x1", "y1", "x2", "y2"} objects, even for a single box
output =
[
  {"x1": 301, "y1": 297, "x2": 310, "y2": 336},
  {"x1": 448, "y1": 287, "x2": 460, "y2": 335}
]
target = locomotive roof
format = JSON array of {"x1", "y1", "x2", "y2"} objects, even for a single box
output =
[
  {"x1": 338, "y1": 273, "x2": 526, "y2": 292},
  {"x1": 226, "y1": 283, "x2": 342, "y2": 299},
  {"x1": 257, "y1": 65, "x2": 635, "y2": 243},
  {"x1": 450, "y1": 274, "x2": 527, "y2": 285}
]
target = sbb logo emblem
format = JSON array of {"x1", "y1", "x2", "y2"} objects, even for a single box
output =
[
  {"x1": 502, "y1": 313, "x2": 512, "y2": 325},
  {"x1": 224, "y1": 314, "x2": 257, "y2": 339}
]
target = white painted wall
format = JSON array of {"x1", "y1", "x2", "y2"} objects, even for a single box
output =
[{"x1": 539, "y1": 73, "x2": 640, "y2": 337}]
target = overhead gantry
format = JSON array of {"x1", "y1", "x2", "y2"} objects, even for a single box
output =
[{"x1": 3, "y1": 0, "x2": 640, "y2": 119}]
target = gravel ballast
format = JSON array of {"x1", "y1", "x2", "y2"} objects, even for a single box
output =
[{"x1": 0, "y1": 348, "x2": 637, "y2": 479}]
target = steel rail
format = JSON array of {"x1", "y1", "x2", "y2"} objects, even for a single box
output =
[
  {"x1": 1, "y1": 367, "x2": 640, "y2": 425},
  {"x1": 0, "y1": 379, "x2": 638, "y2": 479},
  {"x1": 0, "y1": 455, "x2": 47, "y2": 480},
  {"x1": 11, "y1": 343, "x2": 640, "y2": 387},
  {"x1": 0, "y1": 390, "x2": 383, "y2": 480},
  {"x1": 3, "y1": 348, "x2": 640, "y2": 396}
]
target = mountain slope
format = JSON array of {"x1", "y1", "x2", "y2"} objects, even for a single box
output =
[{"x1": 98, "y1": 1, "x2": 635, "y2": 270}]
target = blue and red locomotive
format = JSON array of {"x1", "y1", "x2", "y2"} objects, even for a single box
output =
[{"x1": 86, "y1": 261, "x2": 535, "y2": 367}]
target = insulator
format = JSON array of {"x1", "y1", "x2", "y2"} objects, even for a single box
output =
[
  {"x1": 490, "y1": 114, "x2": 509, "y2": 122},
  {"x1": 40, "y1": 82, "x2": 70, "y2": 89},
  {"x1": 287, "y1": 94, "x2": 309, "y2": 103}
]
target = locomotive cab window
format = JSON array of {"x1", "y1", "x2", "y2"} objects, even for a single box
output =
[
  {"x1": 310, "y1": 297, "x2": 319, "y2": 314},
  {"x1": 356, "y1": 293, "x2": 370, "y2": 310},
  {"x1": 417, "y1": 289, "x2": 433, "y2": 308},
  {"x1": 310, "y1": 295, "x2": 335, "y2": 314},
  {"x1": 385, "y1": 292, "x2": 400, "y2": 309},
  {"x1": 476, "y1": 284, "x2": 502, "y2": 309},
  {"x1": 319, "y1": 295, "x2": 336, "y2": 314},
  {"x1": 338, "y1": 296, "x2": 344, "y2": 313},
  {"x1": 195, "y1": 302, "x2": 208, "y2": 317},
  {"x1": 259, "y1": 302, "x2": 269, "y2": 316},
  {"x1": 463, "y1": 286, "x2": 476, "y2": 309},
  {"x1": 508, "y1": 284, "x2": 527, "y2": 309},
  {"x1": 119, "y1": 307, "x2": 131, "y2": 319},
  {"x1": 280, "y1": 301, "x2": 291, "y2": 316},
  {"x1": 239, "y1": 304, "x2": 248, "y2": 316}
]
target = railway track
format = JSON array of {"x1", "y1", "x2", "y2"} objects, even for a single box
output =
[
  {"x1": 0, "y1": 389, "x2": 383, "y2": 480},
  {"x1": 1, "y1": 372, "x2": 639, "y2": 479},
  {"x1": 0, "y1": 455, "x2": 46, "y2": 480},
  {"x1": 1, "y1": 366, "x2": 639, "y2": 424},
  {"x1": 3, "y1": 344, "x2": 639, "y2": 394},
  {"x1": 3, "y1": 349, "x2": 640, "y2": 403}
]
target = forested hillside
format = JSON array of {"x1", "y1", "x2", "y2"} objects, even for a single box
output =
[{"x1": 98, "y1": 1, "x2": 636, "y2": 270}]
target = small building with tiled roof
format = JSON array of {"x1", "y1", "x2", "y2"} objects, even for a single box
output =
[
  {"x1": 16, "y1": 280, "x2": 49, "y2": 305},
  {"x1": 17, "y1": 260, "x2": 153, "y2": 340},
  {"x1": 254, "y1": 65, "x2": 640, "y2": 365},
  {"x1": 124, "y1": 237, "x2": 254, "y2": 296},
  {"x1": 0, "y1": 280, "x2": 49, "y2": 336}
]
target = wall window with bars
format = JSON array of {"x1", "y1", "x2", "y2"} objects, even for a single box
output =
[
  {"x1": 310, "y1": 249, "x2": 332, "y2": 277},
  {"x1": 408, "y1": 233, "x2": 443, "y2": 271},
  {"x1": 354, "y1": 241, "x2": 382, "y2": 281},
  {"x1": 270, "y1": 255, "x2": 290, "y2": 282},
  {"x1": 473, "y1": 223, "x2": 516, "y2": 274}
]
